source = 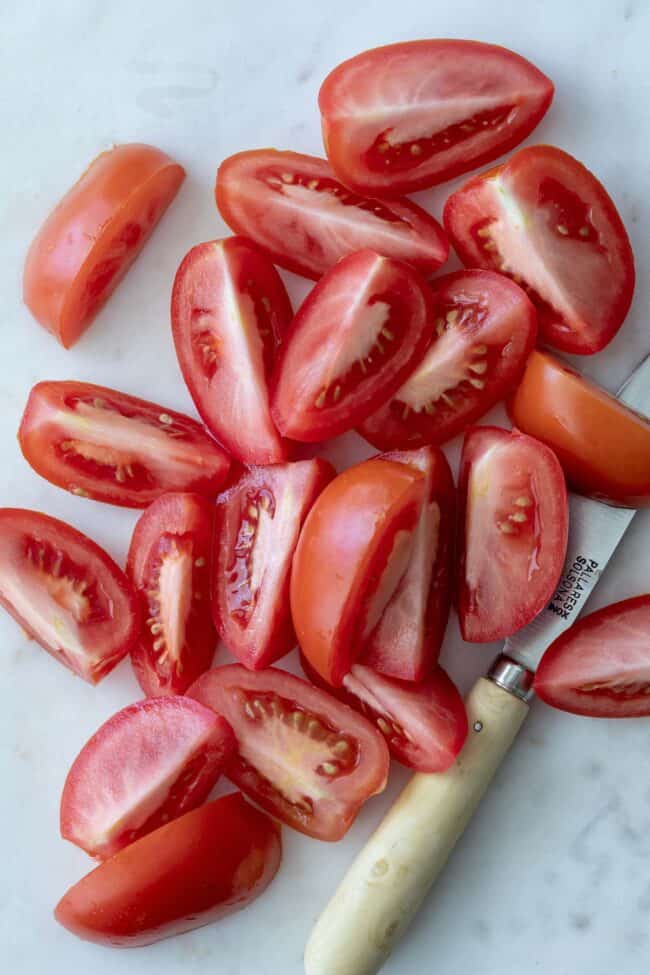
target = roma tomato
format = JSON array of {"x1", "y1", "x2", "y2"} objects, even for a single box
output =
[
  {"x1": 509, "y1": 350, "x2": 650, "y2": 507},
  {"x1": 171, "y1": 237, "x2": 292, "y2": 464},
  {"x1": 302, "y1": 656, "x2": 467, "y2": 773},
  {"x1": 359, "y1": 270, "x2": 537, "y2": 450},
  {"x1": 127, "y1": 493, "x2": 216, "y2": 696},
  {"x1": 534, "y1": 595, "x2": 650, "y2": 717},
  {"x1": 458, "y1": 427, "x2": 568, "y2": 643},
  {"x1": 212, "y1": 459, "x2": 334, "y2": 670},
  {"x1": 18, "y1": 381, "x2": 230, "y2": 508},
  {"x1": 55, "y1": 793, "x2": 281, "y2": 947},
  {"x1": 271, "y1": 250, "x2": 434, "y2": 442},
  {"x1": 444, "y1": 146, "x2": 635, "y2": 354},
  {"x1": 215, "y1": 149, "x2": 448, "y2": 280},
  {"x1": 363, "y1": 447, "x2": 454, "y2": 682},
  {"x1": 24, "y1": 144, "x2": 184, "y2": 348},
  {"x1": 60, "y1": 696, "x2": 235, "y2": 859},
  {"x1": 319, "y1": 40, "x2": 553, "y2": 195},
  {"x1": 188, "y1": 666, "x2": 389, "y2": 841},
  {"x1": 0, "y1": 509, "x2": 139, "y2": 684},
  {"x1": 291, "y1": 457, "x2": 426, "y2": 686}
]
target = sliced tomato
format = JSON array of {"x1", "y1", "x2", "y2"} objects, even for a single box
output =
[
  {"x1": 458, "y1": 426, "x2": 568, "y2": 643},
  {"x1": 509, "y1": 350, "x2": 650, "y2": 507},
  {"x1": 361, "y1": 447, "x2": 454, "y2": 681},
  {"x1": 24, "y1": 144, "x2": 184, "y2": 349},
  {"x1": 55, "y1": 792, "x2": 281, "y2": 947},
  {"x1": 171, "y1": 237, "x2": 292, "y2": 465},
  {"x1": 127, "y1": 493, "x2": 216, "y2": 696},
  {"x1": 18, "y1": 381, "x2": 230, "y2": 508},
  {"x1": 359, "y1": 270, "x2": 537, "y2": 450},
  {"x1": 215, "y1": 149, "x2": 448, "y2": 280},
  {"x1": 271, "y1": 250, "x2": 434, "y2": 442},
  {"x1": 60, "y1": 696, "x2": 234, "y2": 859},
  {"x1": 444, "y1": 146, "x2": 635, "y2": 355},
  {"x1": 319, "y1": 40, "x2": 554, "y2": 196},
  {"x1": 291, "y1": 457, "x2": 425, "y2": 685},
  {"x1": 188, "y1": 665, "x2": 389, "y2": 841},
  {"x1": 534, "y1": 595, "x2": 650, "y2": 717},
  {"x1": 213, "y1": 459, "x2": 334, "y2": 670},
  {"x1": 0, "y1": 508, "x2": 140, "y2": 684}
]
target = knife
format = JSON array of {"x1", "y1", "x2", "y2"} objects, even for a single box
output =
[{"x1": 305, "y1": 353, "x2": 650, "y2": 975}]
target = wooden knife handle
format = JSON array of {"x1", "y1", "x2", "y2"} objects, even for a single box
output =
[{"x1": 305, "y1": 675, "x2": 530, "y2": 975}]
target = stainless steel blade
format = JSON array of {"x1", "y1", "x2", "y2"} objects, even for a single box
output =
[{"x1": 505, "y1": 353, "x2": 650, "y2": 672}]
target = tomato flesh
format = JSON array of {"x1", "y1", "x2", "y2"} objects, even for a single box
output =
[
  {"x1": 60, "y1": 696, "x2": 235, "y2": 859},
  {"x1": 18, "y1": 381, "x2": 230, "y2": 508},
  {"x1": 458, "y1": 426, "x2": 568, "y2": 642},
  {"x1": 0, "y1": 508, "x2": 139, "y2": 683},
  {"x1": 188, "y1": 665, "x2": 389, "y2": 841},
  {"x1": 216, "y1": 149, "x2": 448, "y2": 280},
  {"x1": 271, "y1": 250, "x2": 434, "y2": 442}
]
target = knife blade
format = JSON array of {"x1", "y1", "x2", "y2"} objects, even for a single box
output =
[{"x1": 305, "y1": 353, "x2": 650, "y2": 975}]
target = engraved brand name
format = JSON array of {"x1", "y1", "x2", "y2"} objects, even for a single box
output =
[{"x1": 548, "y1": 556, "x2": 600, "y2": 620}]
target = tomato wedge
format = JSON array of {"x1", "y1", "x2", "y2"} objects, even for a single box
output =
[
  {"x1": 444, "y1": 146, "x2": 635, "y2": 355},
  {"x1": 24, "y1": 144, "x2": 185, "y2": 348},
  {"x1": 291, "y1": 457, "x2": 426, "y2": 686},
  {"x1": 359, "y1": 270, "x2": 537, "y2": 450},
  {"x1": 55, "y1": 793, "x2": 281, "y2": 947},
  {"x1": 0, "y1": 509, "x2": 139, "y2": 684},
  {"x1": 188, "y1": 665, "x2": 389, "y2": 841},
  {"x1": 213, "y1": 459, "x2": 334, "y2": 670},
  {"x1": 362, "y1": 447, "x2": 454, "y2": 681},
  {"x1": 509, "y1": 350, "x2": 650, "y2": 507},
  {"x1": 458, "y1": 426, "x2": 568, "y2": 642},
  {"x1": 302, "y1": 656, "x2": 467, "y2": 772},
  {"x1": 60, "y1": 697, "x2": 235, "y2": 859},
  {"x1": 18, "y1": 381, "x2": 230, "y2": 508},
  {"x1": 319, "y1": 40, "x2": 554, "y2": 196},
  {"x1": 215, "y1": 149, "x2": 448, "y2": 280},
  {"x1": 127, "y1": 493, "x2": 216, "y2": 696},
  {"x1": 171, "y1": 237, "x2": 292, "y2": 464},
  {"x1": 271, "y1": 250, "x2": 434, "y2": 442}
]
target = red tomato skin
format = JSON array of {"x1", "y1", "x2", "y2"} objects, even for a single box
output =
[
  {"x1": 534, "y1": 595, "x2": 650, "y2": 717},
  {"x1": 54, "y1": 793, "x2": 281, "y2": 947},
  {"x1": 171, "y1": 237, "x2": 292, "y2": 465},
  {"x1": 127, "y1": 493, "x2": 217, "y2": 696},
  {"x1": 24, "y1": 144, "x2": 185, "y2": 348},
  {"x1": 215, "y1": 149, "x2": 449, "y2": 280},
  {"x1": 0, "y1": 508, "x2": 140, "y2": 684},
  {"x1": 319, "y1": 40, "x2": 554, "y2": 195},
  {"x1": 18, "y1": 381, "x2": 230, "y2": 508}
]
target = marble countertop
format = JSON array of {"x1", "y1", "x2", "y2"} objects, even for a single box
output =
[{"x1": 2, "y1": 1, "x2": 650, "y2": 973}]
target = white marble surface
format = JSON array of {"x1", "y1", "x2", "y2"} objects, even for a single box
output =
[{"x1": 2, "y1": 1, "x2": 650, "y2": 972}]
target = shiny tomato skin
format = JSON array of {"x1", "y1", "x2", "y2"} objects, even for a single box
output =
[
  {"x1": 213, "y1": 459, "x2": 335, "y2": 670},
  {"x1": 291, "y1": 457, "x2": 426, "y2": 686},
  {"x1": 215, "y1": 149, "x2": 448, "y2": 280},
  {"x1": 359, "y1": 270, "x2": 537, "y2": 450},
  {"x1": 509, "y1": 350, "x2": 650, "y2": 507},
  {"x1": 188, "y1": 665, "x2": 389, "y2": 841},
  {"x1": 55, "y1": 793, "x2": 281, "y2": 947},
  {"x1": 271, "y1": 250, "x2": 435, "y2": 442},
  {"x1": 60, "y1": 696, "x2": 235, "y2": 859},
  {"x1": 24, "y1": 144, "x2": 185, "y2": 348},
  {"x1": 171, "y1": 237, "x2": 292, "y2": 465},
  {"x1": 444, "y1": 146, "x2": 635, "y2": 355},
  {"x1": 534, "y1": 595, "x2": 650, "y2": 717},
  {"x1": 458, "y1": 426, "x2": 568, "y2": 643},
  {"x1": 0, "y1": 508, "x2": 140, "y2": 684},
  {"x1": 319, "y1": 40, "x2": 554, "y2": 196},
  {"x1": 18, "y1": 381, "x2": 230, "y2": 508},
  {"x1": 127, "y1": 493, "x2": 216, "y2": 696},
  {"x1": 362, "y1": 447, "x2": 455, "y2": 681}
]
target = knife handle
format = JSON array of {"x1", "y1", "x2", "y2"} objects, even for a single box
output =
[{"x1": 305, "y1": 669, "x2": 531, "y2": 975}]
